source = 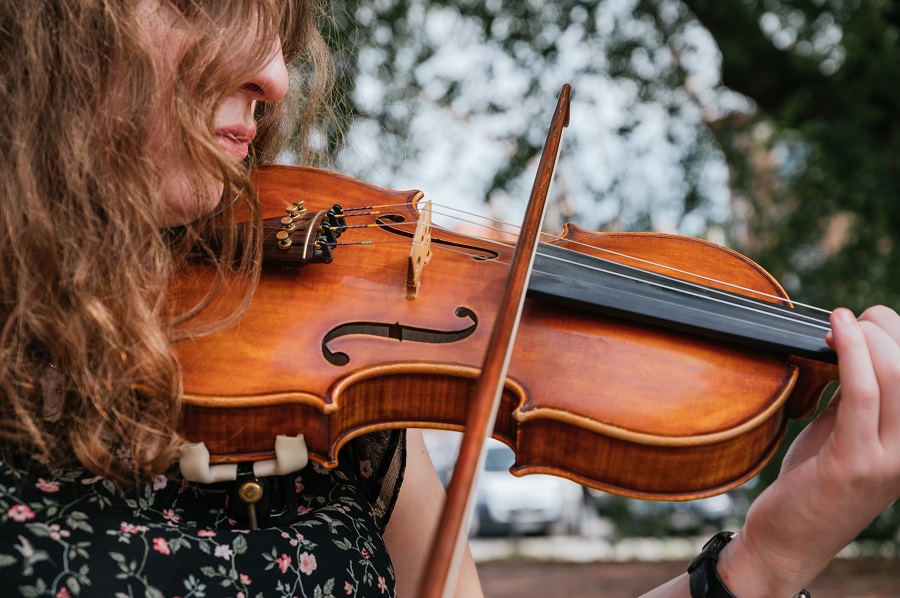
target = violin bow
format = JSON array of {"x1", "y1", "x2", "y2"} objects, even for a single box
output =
[{"x1": 420, "y1": 83, "x2": 571, "y2": 598}]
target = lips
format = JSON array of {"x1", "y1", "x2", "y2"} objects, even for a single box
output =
[{"x1": 215, "y1": 125, "x2": 256, "y2": 160}]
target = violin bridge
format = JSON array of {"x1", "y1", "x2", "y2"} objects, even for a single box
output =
[{"x1": 406, "y1": 200, "x2": 433, "y2": 300}]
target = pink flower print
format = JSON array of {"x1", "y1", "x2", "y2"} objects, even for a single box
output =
[
  {"x1": 152, "y1": 537, "x2": 170, "y2": 555},
  {"x1": 297, "y1": 505, "x2": 313, "y2": 516},
  {"x1": 214, "y1": 544, "x2": 234, "y2": 560},
  {"x1": 298, "y1": 552, "x2": 317, "y2": 575},
  {"x1": 163, "y1": 509, "x2": 180, "y2": 524},
  {"x1": 344, "y1": 581, "x2": 353, "y2": 595},
  {"x1": 197, "y1": 529, "x2": 216, "y2": 537},
  {"x1": 240, "y1": 574, "x2": 252, "y2": 585},
  {"x1": 48, "y1": 524, "x2": 70, "y2": 541},
  {"x1": 119, "y1": 522, "x2": 149, "y2": 535},
  {"x1": 361, "y1": 547, "x2": 370, "y2": 560},
  {"x1": 275, "y1": 553, "x2": 291, "y2": 574},
  {"x1": 8, "y1": 505, "x2": 35, "y2": 522},
  {"x1": 56, "y1": 588, "x2": 71, "y2": 598},
  {"x1": 294, "y1": 477, "x2": 304, "y2": 493},
  {"x1": 115, "y1": 445, "x2": 134, "y2": 465},
  {"x1": 80, "y1": 475, "x2": 103, "y2": 485},
  {"x1": 152, "y1": 474, "x2": 168, "y2": 490},
  {"x1": 35, "y1": 478, "x2": 60, "y2": 493},
  {"x1": 359, "y1": 459, "x2": 373, "y2": 478},
  {"x1": 378, "y1": 576, "x2": 388, "y2": 594}
]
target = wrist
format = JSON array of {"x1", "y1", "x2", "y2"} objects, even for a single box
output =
[{"x1": 714, "y1": 532, "x2": 810, "y2": 598}]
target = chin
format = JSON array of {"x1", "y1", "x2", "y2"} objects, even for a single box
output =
[{"x1": 160, "y1": 173, "x2": 225, "y2": 227}]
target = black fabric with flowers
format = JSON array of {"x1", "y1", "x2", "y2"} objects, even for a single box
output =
[{"x1": 0, "y1": 430, "x2": 406, "y2": 598}]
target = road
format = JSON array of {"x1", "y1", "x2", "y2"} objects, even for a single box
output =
[
  {"x1": 470, "y1": 535, "x2": 900, "y2": 597},
  {"x1": 477, "y1": 559, "x2": 900, "y2": 597}
]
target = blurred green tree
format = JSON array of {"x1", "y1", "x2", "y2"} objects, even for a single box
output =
[
  {"x1": 323, "y1": 0, "x2": 735, "y2": 235},
  {"x1": 315, "y1": 0, "x2": 899, "y2": 545},
  {"x1": 684, "y1": 0, "x2": 900, "y2": 547},
  {"x1": 322, "y1": 0, "x2": 900, "y2": 310},
  {"x1": 684, "y1": 0, "x2": 900, "y2": 311}
]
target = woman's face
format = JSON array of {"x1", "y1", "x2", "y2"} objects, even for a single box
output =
[{"x1": 142, "y1": 2, "x2": 290, "y2": 227}]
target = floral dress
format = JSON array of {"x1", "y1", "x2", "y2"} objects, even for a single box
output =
[{"x1": 0, "y1": 430, "x2": 406, "y2": 598}]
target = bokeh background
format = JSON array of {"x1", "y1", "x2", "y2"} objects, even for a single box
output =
[{"x1": 298, "y1": 1, "x2": 900, "y2": 594}]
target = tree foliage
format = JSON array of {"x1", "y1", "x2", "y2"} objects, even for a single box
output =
[
  {"x1": 322, "y1": 0, "x2": 900, "y2": 311},
  {"x1": 685, "y1": 0, "x2": 900, "y2": 311},
  {"x1": 317, "y1": 0, "x2": 900, "y2": 543},
  {"x1": 684, "y1": 0, "x2": 900, "y2": 545},
  {"x1": 324, "y1": 0, "x2": 735, "y2": 235}
]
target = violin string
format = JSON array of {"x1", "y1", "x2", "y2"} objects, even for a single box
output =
[
  {"x1": 536, "y1": 253, "x2": 831, "y2": 333},
  {"x1": 428, "y1": 203, "x2": 831, "y2": 315},
  {"x1": 403, "y1": 206, "x2": 832, "y2": 329},
  {"x1": 540, "y1": 244, "x2": 831, "y2": 330},
  {"x1": 327, "y1": 201, "x2": 832, "y2": 331},
  {"x1": 372, "y1": 215, "x2": 832, "y2": 336},
  {"x1": 420, "y1": 214, "x2": 830, "y2": 331},
  {"x1": 339, "y1": 200, "x2": 829, "y2": 315},
  {"x1": 414, "y1": 234, "x2": 832, "y2": 334},
  {"x1": 341, "y1": 225, "x2": 831, "y2": 336}
]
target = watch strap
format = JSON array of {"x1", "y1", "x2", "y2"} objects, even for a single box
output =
[
  {"x1": 688, "y1": 531, "x2": 737, "y2": 598},
  {"x1": 688, "y1": 531, "x2": 812, "y2": 598}
]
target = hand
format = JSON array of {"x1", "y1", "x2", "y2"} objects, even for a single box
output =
[{"x1": 717, "y1": 305, "x2": 900, "y2": 597}]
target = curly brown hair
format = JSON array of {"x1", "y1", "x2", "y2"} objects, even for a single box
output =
[{"x1": 0, "y1": 0, "x2": 333, "y2": 483}]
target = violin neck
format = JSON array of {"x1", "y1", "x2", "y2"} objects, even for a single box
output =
[{"x1": 528, "y1": 244, "x2": 837, "y2": 364}]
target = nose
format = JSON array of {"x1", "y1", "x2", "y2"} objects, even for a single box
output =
[{"x1": 243, "y1": 39, "x2": 289, "y2": 102}]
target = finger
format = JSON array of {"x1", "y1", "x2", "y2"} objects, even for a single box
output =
[
  {"x1": 859, "y1": 305, "x2": 900, "y2": 346},
  {"x1": 829, "y1": 308, "x2": 880, "y2": 448},
  {"x1": 825, "y1": 308, "x2": 855, "y2": 349},
  {"x1": 861, "y1": 322, "x2": 900, "y2": 445},
  {"x1": 780, "y1": 399, "x2": 838, "y2": 475}
]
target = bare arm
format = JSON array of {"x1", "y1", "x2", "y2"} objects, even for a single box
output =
[
  {"x1": 643, "y1": 306, "x2": 900, "y2": 597},
  {"x1": 384, "y1": 428, "x2": 484, "y2": 597}
]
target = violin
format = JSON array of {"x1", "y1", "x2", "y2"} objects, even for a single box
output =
[
  {"x1": 172, "y1": 161, "x2": 838, "y2": 501},
  {"x1": 171, "y1": 85, "x2": 842, "y2": 596}
]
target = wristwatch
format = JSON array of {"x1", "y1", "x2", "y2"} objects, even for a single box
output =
[{"x1": 688, "y1": 531, "x2": 811, "y2": 598}]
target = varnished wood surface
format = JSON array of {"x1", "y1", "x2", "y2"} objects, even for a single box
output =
[{"x1": 174, "y1": 164, "x2": 838, "y2": 501}]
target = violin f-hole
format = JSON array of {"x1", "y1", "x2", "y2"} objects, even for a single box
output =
[{"x1": 321, "y1": 307, "x2": 478, "y2": 366}]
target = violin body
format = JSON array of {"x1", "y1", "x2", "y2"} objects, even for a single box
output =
[{"x1": 174, "y1": 164, "x2": 837, "y2": 500}]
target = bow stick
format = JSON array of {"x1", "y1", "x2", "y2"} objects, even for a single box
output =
[{"x1": 420, "y1": 83, "x2": 571, "y2": 598}]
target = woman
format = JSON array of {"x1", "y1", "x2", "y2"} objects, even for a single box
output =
[
  {"x1": 0, "y1": 1, "x2": 478, "y2": 596},
  {"x1": 0, "y1": 1, "x2": 897, "y2": 597}
]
